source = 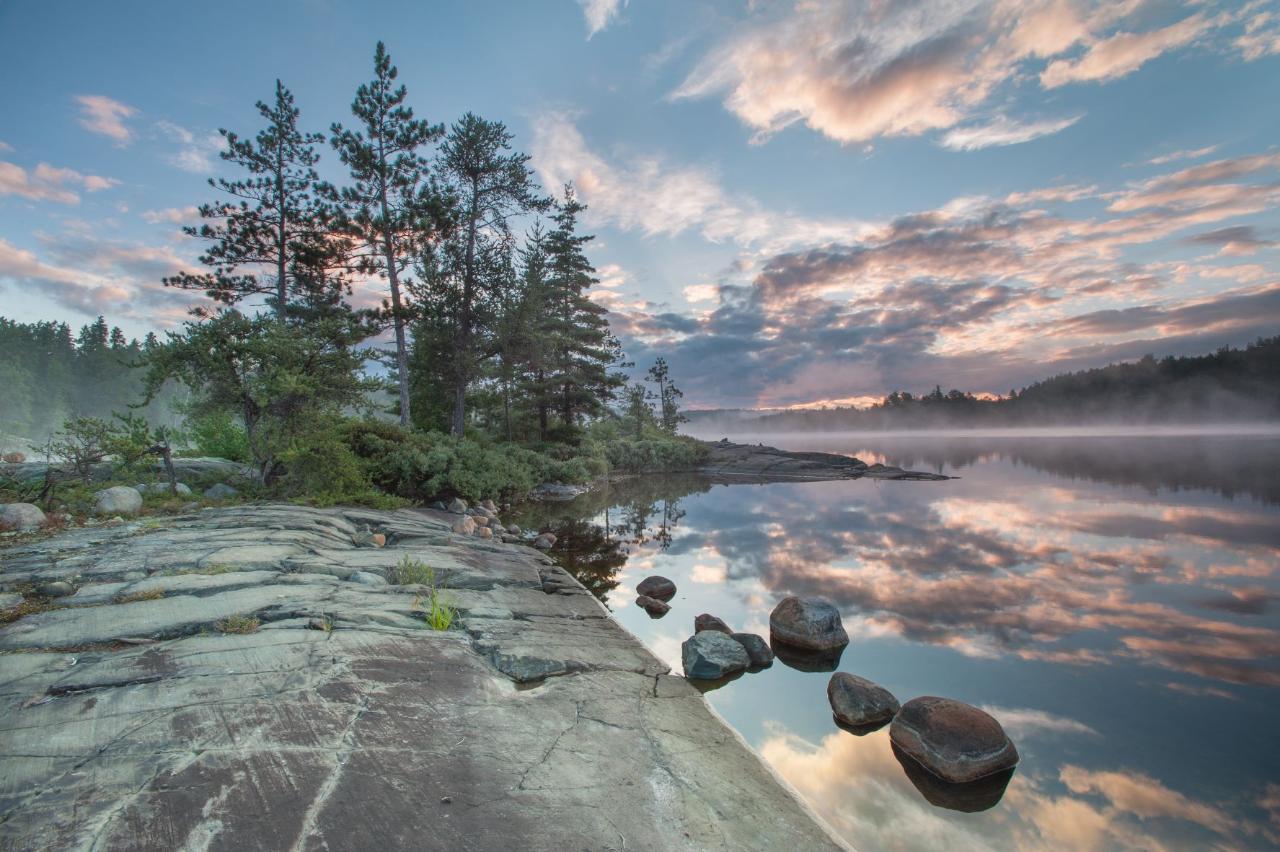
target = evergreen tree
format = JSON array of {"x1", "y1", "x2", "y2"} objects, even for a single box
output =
[
  {"x1": 165, "y1": 81, "x2": 326, "y2": 316},
  {"x1": 645, "y1": 357, "x2": 686, "y2": 433},
  {"x1": 528, "y1": 185, "x2": 626, "y2": 434},
  {"x1": 328, "y1": 41, "x2": 444, "y2": 427},
  {"x1": 431, "y1": 113, "x2": 547, "y2": 436}
]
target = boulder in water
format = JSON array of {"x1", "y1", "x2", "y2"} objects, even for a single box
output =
[
  {"x1": 769, "y1": 596, "x2": 848, "y2": 651},
  {"x1": 827, "y1": 672, "x2": 899, "y2": 728},
  {"x1": 636, "y1": 595, "x2": 670, "y2": 617},
  {"x1": 694, "y1": 613, "x2": 732, "y2": 635},
  {"x1": 730, "y1": 633, "x2": 774, "y2": 667},
  {"x1": 636, "y1": 575, "x2": 676, "y2": 601},
  {"x1": 889, "y1": 697, "x2": 1018, "y2": 784},
  {"x1": 682, "y1": 631, "x2": 750, "y2": 680}
]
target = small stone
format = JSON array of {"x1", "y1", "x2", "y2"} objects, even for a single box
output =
[
  {"x1": 471, "y1": 515, "x2": 490, "y2": 527},
  {"x1": 533, "y1": 533, "x2": 556, "y2": 550},
  {"x1": 694, "y1": 613, "x2": 732, "y2": 635},
  {"x1": 827, "y1": 672, "x2": 899, "y2": 728},
  {"x1": 682, "y1": 630, "x2": 751, "y2": 680},
  {"x1": 349, "y1": 571, "x2": 388, "y2": 587},
  {"x1": 440, "y1": 796, "x2": 452, "y2": 804},
  {"x1": 39, "y1": 581, "x2": 75, "y2": 598},
  {"x1": 370, "y1": 533, "x2": 386, "y2": 547},
  {"x1": 92, "y1": 486, "x2": 143, "y2": 517},
  {"x1": 506, "y1": 524, "x2": 521, "y2": 535},
  {"x1": 447, "y1": 497, "x2": 468, "y2": 514},
  {"x1": 0, "y1": 503, "x2": 45, "y2": 531},
  {"x1": 474, "y1": 506, "x2": 496, "y2": 520},
  {"x1": 476, "y1": 526, "x2": 493, "y2": 539},
  {"x1": 203, "y1": 483, "x2": 239, "y2": 500},
  {"x1": 769, "y1": 595, "x2": 849, "y2": 651},
  {"x1": 636, "y1": 595, "x2": 670, "y2": 616},
  {"x1": 730, "y1": 632, "x2": 774, "y2": 667},
  {"x1": 480, "y1": 499, "x2": 496, "y2": 512},
  {"x1": 307, "y1": 618, "x2": 331, "y2": 631},
  {"x1": 452, "y1": 516, "x2": 477, "y2": 536},
  {"x1": 636, "y1": 575, "x2": 676, "y2": 601},
  {"x1": 889, "y1": 697, "x2": 1019, "y2": 784}
]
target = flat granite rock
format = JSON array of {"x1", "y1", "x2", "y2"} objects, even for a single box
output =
[{"x1": 0, "y1": 503, "x2": 847, "y2": 851}]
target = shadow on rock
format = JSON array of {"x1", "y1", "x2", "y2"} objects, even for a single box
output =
[{"x1": 891, "y1": 743, "x2": 1014, "y2": 813}]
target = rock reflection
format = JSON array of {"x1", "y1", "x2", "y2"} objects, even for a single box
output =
[
  {"x1": 892, "y1": 743, "x2": 1015, "y2": 812},
  {"x1": 772, "y1": 642, "x2": 845, "y2": 673}
]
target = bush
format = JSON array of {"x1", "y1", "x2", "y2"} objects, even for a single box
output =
[
  {"x1": 187, "y1": 411, "x2": 250, "y2": 462},
  {"x1": 276, "y1": 423, "x2": 405, "y2": 509},
  {"x1": 602, "y1": 435, "x2": 708, "y2": 473}
]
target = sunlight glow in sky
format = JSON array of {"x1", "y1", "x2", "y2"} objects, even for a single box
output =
[{"x1": 1, "y1": 0, "x2": 1277, "y2": 408}]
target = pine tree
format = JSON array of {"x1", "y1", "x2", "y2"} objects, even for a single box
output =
[
  {"x1": 538, "y1": 185, "x2": 626, "y2": 433},
  {"x1": 645, "y1": 357, "x2": 686, "y2": 433},
  {"x1": 431, "y1": 113, "x2": 548, "y2": 436},
  {"x1": 328, "y1": 42, "x2": 444, "y2": 427},
  {"x1": 165, "y1": 81, "x2": 326, "y2": 317}
]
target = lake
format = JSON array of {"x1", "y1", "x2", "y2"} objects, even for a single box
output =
[{"x1": 511, "y1": 432, "x2": 1280, "y2": 851}]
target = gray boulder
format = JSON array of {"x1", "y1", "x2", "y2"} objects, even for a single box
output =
[
  {"x1": 480, "y1": 499, "x2": 497, "y2": 512},
  {"x1": 731, "y1": 633, "x2": 774, "y2": 667},
  {"x1": 349, "y1": 571, "x2": 388, "y2": 587},
  {"x1": 769, "y1": 595, "x2": 849, "y2": 651},
  {"x1": 889, "y1": 697, "x2": 1018, "y2": 784},
  {"x1": 636, "y1": 595, "x2": 670, "y2": 616},
  {"x1": 452, "y1": 516, "x2": 477, "y2": 536},
  {"x1": 92, "y1": 486, "x2": 143, "y2": 517},
  {"x1": 694, "y1": 613, "x2": 732, "y2": 635},
  {"x1": 448, "y1": 497, "x2": 468, "y2": 514},
  {"x1": 506, "y1": 524, "x2": 521, "y2": 535},
  {"x1": 827, "y1": 672, "x2": 899, "y2": 728},
  {"x1": 38, "y1": 581, "x2": 75, "y2": 598},
  {"x1": 135, "y1": 482, "x2": 192, "y2": 497},
  {"x1": 0, "y1": 503, "x2": 46, "y2": 531},
  {"x1": 204, "y1": 483, "x2": 239, "y2": 500},
  {"x1": 533, "y1": 533, "x2": 556, "y2": 550},
  {"x1": 636, "y1": 575, "x2": 676, "y2": 602},
  {"x1": 682, "y1": 631, "x2": 751, "y2": 680}
]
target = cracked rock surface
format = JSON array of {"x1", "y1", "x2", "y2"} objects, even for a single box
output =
[{"x1": 0, "y1": 504, "x2": 845, "y2": 851}]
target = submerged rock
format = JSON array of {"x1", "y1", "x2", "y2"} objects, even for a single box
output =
[
  {"x1": 682, "y1": 630, "x2": 751, "y2": 680},
  {"x1": 889, "y1": 697, "x2": 1018, "y2": 784},
  {"x1": 636, "y1": 575, "x2": 676, "y2": 601},
  {"x1": 93, "y1": 486, "x2": 142, "y2": 517},
  {"x1": 636, "y1": 595, "x2": 670, "y2": 617},
  {"x1": 694, "y1": 613, "x2": 733, "y2": 635},
  {"x1": 772, "y1": 642, "x2": 845, "y2": 673},
  {"x1": 731, "y1": 632, "x2": 774, "y2": 667},
  {"x1": 827, "y1": 672, "x2": 899, "y2": 728},
  {"x1": 0, "y1": 502, "x2": 45, "y2": 531},
  {"x1": 769, "y1": 596, "x2": 849, "y2": 651}
]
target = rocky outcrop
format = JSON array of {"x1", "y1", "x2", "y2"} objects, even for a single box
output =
[
  {"x1": 827, "y1": 672, "x2": 899, "y2": 729},
  {"x1": 889, "y1": 696, "x2": 1019, "y2": 784},
  {"x1": 0, "y1": 504, "x2": 845, "y2": 851},
  {"x1": 697, "y1": 440, "x2": 949, "y2": 482},
  {"x1": 769, "y1": 596, "x2": 850, "y2": 651},
  {"x1": 2, "y1": 456, "x2": 256, "y2": 485}
]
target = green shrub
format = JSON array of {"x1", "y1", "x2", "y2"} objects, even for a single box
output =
[
  {"x1": 187, "y1": 411, "x2": 250, "y2": 462},
  {"x1": 387, "y1": 555, "x2": 437, "y2": 586},
  {"x1": 276, "y1": 424, "x2": 406, "y2": 509},
  {"x1": 602, "y1": 435, "x2": 708, "y2": 473}
]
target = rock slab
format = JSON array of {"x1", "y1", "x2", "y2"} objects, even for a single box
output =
[
  {"x1": 769, "y1": 595, "x2": 849, "y2": 651},
  {"x1": 889, "y1": 696, "x2": 1019, "y2": 784}
]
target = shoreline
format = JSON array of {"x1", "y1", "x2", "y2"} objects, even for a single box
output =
[{"x1": 0, "y1": 503, "x2": 849, "y2": 851}]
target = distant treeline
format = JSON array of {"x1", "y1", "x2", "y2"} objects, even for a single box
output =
[
  {"x1": 687, "y1": 337, "x2": 1280, "y2": 432},
  {"x1": 0, "y1": 317, "x2": 181, "y2": 445}
]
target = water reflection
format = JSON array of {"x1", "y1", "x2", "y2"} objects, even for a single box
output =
[{"x1": 510, "y1": 436, "x2": 1280, "y2": 850}]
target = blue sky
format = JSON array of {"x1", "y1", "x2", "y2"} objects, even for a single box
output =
[{"x1": 1, "y1": 0, "x2": 1278, "y2": 407}]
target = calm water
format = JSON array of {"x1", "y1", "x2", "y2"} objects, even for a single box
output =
[{"x1": 512, "y1": 433, "x2": 1280, "y2": 851}]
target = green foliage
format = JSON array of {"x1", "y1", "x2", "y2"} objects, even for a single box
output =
[
  {"x1": 600, "y1": 435, "x2": 708, "y2": 473},
  {"x1": 388, "y1": 555, "x2": 436, "y2": 586},
  {"x1": 276, "y1": 420, "x2": 405, "y2": 508},
  {"x1": 48, "y1": 417, "x2": 112, "y2": 483},
  {"x1": 216, "y1": 614, "x2": 260, "y2": 634},
  {"x1": 186, "y1": 410, "x2": 251, "y2": 462}
]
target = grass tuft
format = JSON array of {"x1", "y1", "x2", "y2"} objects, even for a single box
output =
[
  {"x1": 114, "y1": 588, "x2": 165, "y2": 604},
  {"x1": 215, "y1": 614, "x2": 260, "y2": 634},
  {"x1": 387, "y1": 555, "x2": 437, "y2": 586}
]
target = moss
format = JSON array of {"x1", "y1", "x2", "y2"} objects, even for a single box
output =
[
  {"x1": 0, "y1": 596, "x2": 66, "y2": 626},
  {"x1": 114, "y1": 588, "x2": 165, "y2": 604}
]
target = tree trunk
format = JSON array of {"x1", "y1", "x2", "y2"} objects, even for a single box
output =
[
  {"x1": 384, "y1": 232, "x2": 411, "y2": 428},
  {"x1": 276, "y1": 144, "x2": 288, "y2": 319},
  {"x1": 451, "y1": 186, "x2": 480, "y2": 437}
]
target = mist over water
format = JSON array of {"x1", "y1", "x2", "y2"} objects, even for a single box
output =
[{"x1": 516, "y1": 432, "x2": 1280, "y2": 851}]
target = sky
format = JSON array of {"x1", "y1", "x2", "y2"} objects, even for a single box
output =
[{"x1": 1, "y1": 0, "x2": 1278, "y2": 409}]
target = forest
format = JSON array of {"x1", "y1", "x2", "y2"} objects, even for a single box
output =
[
  {"x1": 1, "y1": 43, "x2": 698, "y2": 507},
  {"x1": 688, "y1": 336, "x2": 1280, "y2": 433}
]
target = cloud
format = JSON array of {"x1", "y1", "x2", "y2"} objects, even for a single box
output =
[
  {"x1": 156, "y1": 121, "x2": 224, "y2": 174},
  {"x1": 1184, "y1": 225, "x2": 1276, "y2": 256},
  {"x1": 577, "y1": 0, "x2": 626, "y2": 38},
  {"x1": 1059, "y1": 766, "x2": 1234, "y2": 836},
  {"x1": 1235, "y1": 8, "x2": 1280, "y2": 60},
  {"x1": 940, "y1": 114, "x2": 1082, "y2": 150},
  {"x1": 0, "y1": 140, "x2": 12, "y2": 153},
  {"x1": 1147, "y1": 145, "x2": 1219, "y2": 166},
  {"x1": 0, "y1": 161, "x2": 119, "y2": 205},
  {"x1": 979, "y1": 707, "x2": 1100, "y2": 738},
  {"x1": 531, "y1": 112, "x2": 871, "y2": 252},
  {"x1": 673, "y1": 2, "x2": 1256, "y2": 147},
  {"x1": 1040, "y1": 12, "x2": 1213, "y2": 88},
  {"x1": 142, "y1": 206, "x2": 201, "y2": 225},
  {"x1": 74, "y1": 95, "x2": 137, "y2": 145}
]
